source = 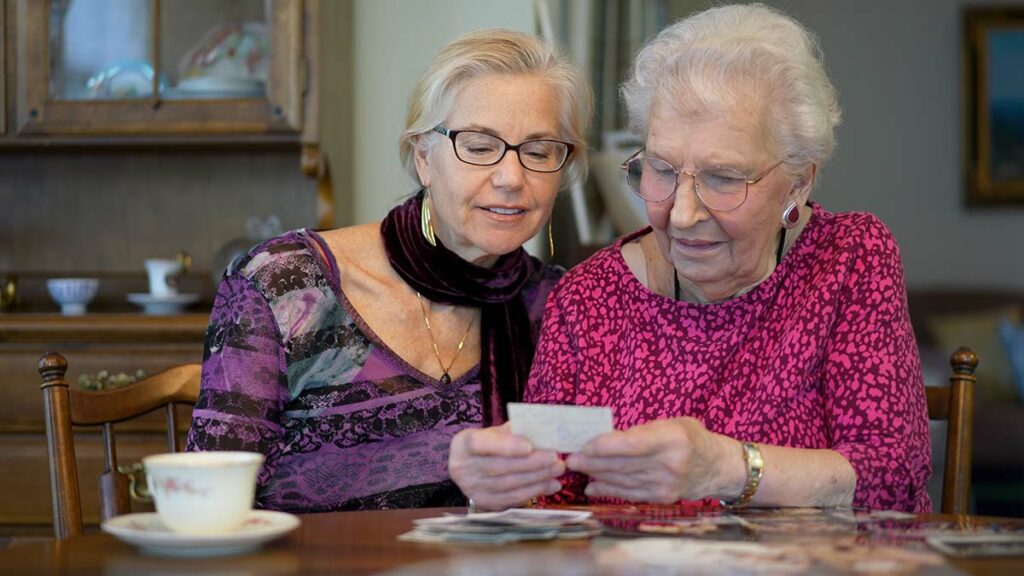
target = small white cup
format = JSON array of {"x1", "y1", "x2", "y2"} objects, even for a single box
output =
[
  {"x1": 143, "y1": 451, "x2": 264, "y2": 535},
  {"x1": 144, "y1": 258, "x2": 183, "y2": 297}
]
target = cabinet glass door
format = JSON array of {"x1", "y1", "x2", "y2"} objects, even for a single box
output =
[
  {"x1": 18, "y1": 0, "x2": 303, "y2": 138},
  {"x1": 49, "y1": 0, "x2": 155, "y2": 100},
  {"x1": 159, "y1": 0, "x2": 268, "y2": 101}
]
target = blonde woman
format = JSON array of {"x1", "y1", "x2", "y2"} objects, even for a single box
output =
[{"x1": 188, "y1": 29, "x2": 591, "y2": 513}]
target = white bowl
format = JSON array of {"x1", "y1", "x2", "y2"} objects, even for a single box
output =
[{"x1": 47, "y1": 278, "x2": 100, "y2": 315}]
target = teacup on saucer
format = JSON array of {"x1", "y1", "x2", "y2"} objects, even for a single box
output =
[{"x1": 144, "y1": 451, "x2": 264, "y2": 536}]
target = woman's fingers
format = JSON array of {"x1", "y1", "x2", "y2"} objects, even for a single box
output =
[
  {"x1": 471, "y1": 479, "x2": 563, "y2": 511},
  {"x1": 579, "y1": 425, "x2": 668, "y2": 458},
  {"x1": 449, "y1": 425, "x2": 565, "y2": 508},
  {"x1": 483, "y1": 463, "x2": 566, "y2": 492},
  {"x1": 471, "y1": 451, "x2": 564, "y2": 477},
  {"x1": 453, "y1": 424, "x2": 533, "y2": 458}
]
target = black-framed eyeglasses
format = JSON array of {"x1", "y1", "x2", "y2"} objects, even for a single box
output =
[
  {"x1": 620, "y1": 149, "x2": 784, "y2": 212},
  {"x1": 433, "y1": 126, "x2": 574, "y2": 173}
]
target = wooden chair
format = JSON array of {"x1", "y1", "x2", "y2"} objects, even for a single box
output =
[
  {"x1": 927, "y1": 346, "x2": 978, "y2": 515},
  {"x1": 38, "y1": 352, "x2": 201, "y2": 539}
]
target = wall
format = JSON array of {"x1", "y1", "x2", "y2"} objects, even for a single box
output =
[{"x1": 350, "y1": 0, "x2": 535, "y2": 224}]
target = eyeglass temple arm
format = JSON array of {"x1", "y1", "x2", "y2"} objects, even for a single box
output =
[{"x1": 620, "y1": 149, "x2": 644, "y2": 170}]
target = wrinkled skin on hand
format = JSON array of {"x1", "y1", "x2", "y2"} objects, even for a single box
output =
[
  {"x1": 566, "y1": 417, "x2": 738, "y2": 504},
  {"x1": 448, "y1": 423, "x2": 566, "y2": 511}
]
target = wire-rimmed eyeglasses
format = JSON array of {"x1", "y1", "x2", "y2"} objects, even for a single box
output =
[
  {"x1": 620, "y1": 149, "x2": 784, "y2": 212},
  {"x1": 434, "y1": 126, "x2": 574, "y2": 173}
]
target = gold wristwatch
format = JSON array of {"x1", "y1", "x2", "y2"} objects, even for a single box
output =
[{"x1": 721, "y1": 441, "x2": 764, "y2": 508}]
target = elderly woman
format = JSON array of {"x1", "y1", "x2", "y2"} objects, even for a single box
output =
[
  {"x1": 187, "y1": 29, "x2": 591, "y2": 512},
  {"x1": 450, "y1": 4, "x2": 930, "y2": 513}
]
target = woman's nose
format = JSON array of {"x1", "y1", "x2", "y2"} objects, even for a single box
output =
[
  {"x1": 490, "y1": 150, "x2": 526, "y2": 189},
  {"x1": 669, "y1": 174, "x2": 709, "y2": 228}
]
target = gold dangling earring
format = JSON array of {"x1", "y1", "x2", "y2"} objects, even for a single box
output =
[
  {"x1": 548, "y1": 218, "x2": 555, "y2": 259},
  {"x1": 421, "y1": 191, "x2": 437, "y2": 247}
]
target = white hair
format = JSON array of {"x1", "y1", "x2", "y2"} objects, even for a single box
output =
[
  {"x1": 621, "y1": 3, "x2": 841, "y2": 174},
  {"x1": 400, "y1": 29, "x2": 592, "y2": 189}
]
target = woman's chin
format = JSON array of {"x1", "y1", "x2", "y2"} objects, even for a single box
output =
[
  {"x1": 456, "y1": 237, "x2": 534, "y2": 266},
  {"x1": 473, "y1": 231, "x2": 539, "y2": 257},
  {"x1": 671, "y1": 258, "x2": 727, "y2": 288}
]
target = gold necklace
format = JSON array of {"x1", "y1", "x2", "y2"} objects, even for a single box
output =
[{"x1": 415, "y1": 292, "x2": 475, "y2": 385}]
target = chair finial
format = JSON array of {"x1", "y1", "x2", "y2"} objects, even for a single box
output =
[
  {"x1": 950, "y1": 346, "x2": 978, "y2": 376},
  {"x1": 38, "y1": 352, "x2": 69, "y2": 387}
]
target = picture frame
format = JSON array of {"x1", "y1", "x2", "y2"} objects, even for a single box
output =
[{"x1": 963, "y1": 8, "x2": 1024, "y2": 205}]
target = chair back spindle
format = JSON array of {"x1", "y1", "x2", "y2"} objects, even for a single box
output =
[{"x1": 38, "y1": 352, "x2": 201, "y2": 539}]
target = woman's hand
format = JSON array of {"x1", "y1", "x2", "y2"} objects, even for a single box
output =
[
  {"x1": 448, "y1": 423, "x2": 566, "y2": 511},
  {"x1": 565, "y1": 417, "x2": 742, "y2": 503}
]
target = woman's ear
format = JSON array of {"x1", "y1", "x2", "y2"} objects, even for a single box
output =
[
  {"x1": 789, "y1": 164, "x2": 817, "y2": 205},
  {"x1": 413, "y1": 136, "x2": 432, "y2": 188}
]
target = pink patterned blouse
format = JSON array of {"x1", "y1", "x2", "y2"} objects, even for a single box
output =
[{"x1": 526, "y1": 203, "x2": 931, "y2": 512}]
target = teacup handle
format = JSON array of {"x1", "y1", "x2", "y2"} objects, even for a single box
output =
[{"x1": 117, "y1": 462, "x2": 153, "y2": 503}]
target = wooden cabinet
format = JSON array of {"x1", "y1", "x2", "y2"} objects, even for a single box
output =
[
  {"x1": 3, "y1": 0, "x2": 319, "y2": 146},
  {"x1": 0, "y1": 314, "x2": 205, "y2": 536}
]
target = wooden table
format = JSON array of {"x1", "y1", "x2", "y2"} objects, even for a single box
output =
[{"x1": 0, "y1": 507, "x2": 1021, "y2": 575}]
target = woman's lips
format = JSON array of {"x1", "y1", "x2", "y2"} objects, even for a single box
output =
[
  {"x1": 480, "y1": 206, "x2": 528, "y2": 222},
  {"x1": 673, "y1": 238, "x2": 723, "y2": 253}
]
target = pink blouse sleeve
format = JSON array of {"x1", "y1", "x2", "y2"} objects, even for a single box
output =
[
  {"x1": 524, "y1": 280, "x2": 590, "y2": 505},
  {"x1": 822, "y1": 217, "x2": 931, "y2": 511}
]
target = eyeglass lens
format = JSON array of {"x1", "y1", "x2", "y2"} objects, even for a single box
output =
[
  {"x1": 453, "y1": 131, "x2": 569, "y2": 173},
  {"x1": 624, "y1": 156, "x2": 749, "y2": 211}
]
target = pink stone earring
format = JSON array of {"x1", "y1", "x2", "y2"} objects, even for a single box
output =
[{"x1": 781, "y1": 202, "x2": 800, "y2": 229}]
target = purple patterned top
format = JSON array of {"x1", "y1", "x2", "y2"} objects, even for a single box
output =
[
  {"x1": 527, "y1": 204, "x2": 932, "y2": 512},
  {"x1": 186, "y1": 229, "x2": 562, "y2": 513}
]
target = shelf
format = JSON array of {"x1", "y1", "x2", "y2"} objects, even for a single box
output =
[{"x1": 0, "y1": 313, "x2": 208, "y2": 344}]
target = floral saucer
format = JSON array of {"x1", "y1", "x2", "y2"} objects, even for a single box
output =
[{"x1": 102, "y1": 510, "x2": 300, "y2": 557}]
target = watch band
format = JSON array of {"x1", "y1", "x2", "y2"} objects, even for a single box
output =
[{"x1": 721, "y1": 441, "x2": 764, "y2": 508}]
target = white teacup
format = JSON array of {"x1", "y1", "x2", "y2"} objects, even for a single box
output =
[
  {"x1": 143, "y1": 451, "x2": 264, "y2": 535},
  {"x1": 144, "y1": 258, "x2": 183, "y2": 297}
]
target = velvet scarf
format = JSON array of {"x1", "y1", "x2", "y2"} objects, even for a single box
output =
[{"x1": 381, "y1": 190, "x2": 539, "y2": 426}]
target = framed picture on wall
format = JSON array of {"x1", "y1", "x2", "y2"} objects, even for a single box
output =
[{"x1": 964, "y1": 8, "x2": 1024, "y2": 205}]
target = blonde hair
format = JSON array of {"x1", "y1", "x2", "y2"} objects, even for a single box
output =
[
  {"x1": 401, "y1": 28, "x2": 592, "y2": 189},
  {"x1": 621, "y1": 3, "x2": 841, "y2": 174}
]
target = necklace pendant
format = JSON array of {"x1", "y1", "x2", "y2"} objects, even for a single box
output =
[{"x1": 440, "y1": 372, "x2": 451, "y2": 386}]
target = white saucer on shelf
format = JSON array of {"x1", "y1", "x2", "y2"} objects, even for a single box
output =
[
  {"x1": 102, "y1": 510, "x2": 300, "y2": 557},
  {"x1": 127, "y1": 293, "x2": 200, "y2": 315}
]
